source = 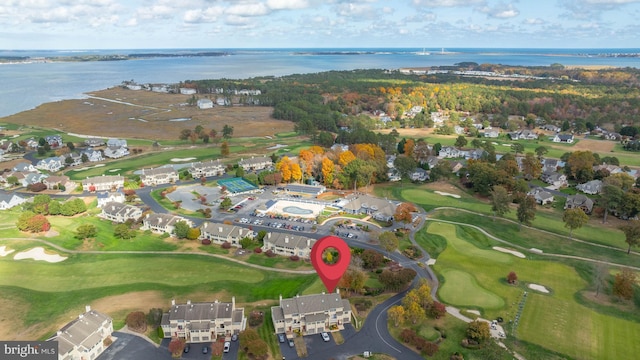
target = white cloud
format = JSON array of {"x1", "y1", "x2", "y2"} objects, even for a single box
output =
[
  {"x1": 477, "y1": 2, "x2": 519, "y2": 19},
  {"x1": 226, "y1": 2, "x2": 271, "y2": 16},
  {"x1": 184, "y1": 6, "x2": 224, "y2": 23},
  {"x1": 225, "y1": 14, "x2": 253, "y2": 25},
  {"x1": 524, "y1": 18, "x2": 544, "y2": 25},
  {"x1": 334, "y1": 3, "x2": 376, "y2": 19},
  {"x1": 413, "y1": 0, "x2": 485, "y2": 7},
  {"x1": 266, "y1": 0, "x2": 310, "y2": 10},
  {"x1": 135, "y1": 5, "x2": 175, "y2": 20}
]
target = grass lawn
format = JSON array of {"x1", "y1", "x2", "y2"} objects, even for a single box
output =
[
  {"x1": 438, "y1": 268, "x2": 504, "y2": 310},
  {"x1": 426, "y1": 221, "x2": 640, "y2": 360}
]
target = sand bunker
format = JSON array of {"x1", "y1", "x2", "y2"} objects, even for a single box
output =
[
  {"x1": 426, "y1": 259, "x2": 437, "y2": 266},
  {"x1": 434, "y1": 191, "x2": 461, "y2": 199},
  {"x1": 171, "y1": 157, "x2": 196, "y2": 162},
  {"x1": 267, "y1": 144, "x2": 287, "y2": 150},
  {"x1": 467, "y1": 310, "x2": 481, "y2": 316},
  {"x1": 71, "y1": 164, "x2": 105, "y2": 171},
  {"x1": 108, "y1": 169, "x2": 121, "y2": 172},
  {"x1": 493, "y1": 246, "x2": 526, "y2": 258},
  {"x1": 528, "y1": 284, "x2": 550, "y2": 293},
  {"x1": 0, "y1": 246, "x2": 15, "y2": 257},
  {"x1": 13, "y1": 247, "x2": 67, "y2": 263}
]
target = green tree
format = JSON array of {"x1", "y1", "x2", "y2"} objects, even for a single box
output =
[
  {"x1": 379, "y1": 231, "x2": 399, "y2": 252},
  {"x1": 490, "y1": 185, "x2": 511, "y2": 221},
  {"x1": 235, "y1": 166, "x2": 245, "y2": 177},
  {"x1": 173, "y1": 221, "x2": 190, "y2": 239},
  {"x1": 222, "y1": 124, "x2": 234, "y2": 139},
  {"x1": 220, "y1": 197, "x2": 232, "y2": 210},
  {"x1": 535, "y1": 145, "x2": 548, "y2": 160},
  {"x1": 187, "y1": 228, "x2": 200, "y2": 240},
  {"x1": 393, "y1": 155, "x2": 417, "y2": 180},
  {"x1": 566, "y1": 150, "x2": 596, "y2": 183},
  {"x1": 511, "y1": 142, "x2": 525, "y2": 155},
  {"x1": 517, "y1": 195, "x2": 536, "y2": 229},
  {"x1": 430, "y1": 160, "x2": 452, "y2": 181},
  {"x1": 114, "y1": 224, "x2": 135, "y2": 239},
  {"x1": 6, "y1": 175, "x2": 18, "y2": 186},
  {"x1": 563, "y1": 208, "x2": 589, "y2": 238},
  {"x1": 521, "y1": 152, "x2": 542, "y2": 180},
  {"x1": 466, "y1": 320, "x2": 491, "y2": 343},
  {"x1": 76, "y1": 224, "x2": 97, "y2": 239},
  {"x1": 455, "y1": 135, "x2": 467, "y2": 148},
  {"x1": 600, "y1": 184, "x2": 624, "y2": 224},
  {"x1": 240, "y1": 237, "x2": 254, "y2": 249},
  {"x1": 620, "y1": 219, "x2": 640, "y2": 255}
]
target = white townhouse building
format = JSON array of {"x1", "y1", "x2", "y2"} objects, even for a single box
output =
[
  {"x1": 36, "y1": 157, "x2": 64, "y2": 172},
  {"x1": 99, "y1": 202, "x2": 143, "y2": 223},
  {"x1": 0, "y1": 193, "x2": 27, "y2": 210},
  {"x1": 141, "y1": 167, "x2": 179, "y2": 186},
  {"x1": 271, "y1": 293, "x2": 352, "y2": 336},
  {"x1": 199, "y1": 222, "x2": 254, "y2": 247},
  {"x1": 238, "y1": 156, "x2": 273, "y2": 171},
  {"x1": 161, "y1": 298, "x2": 246, "y2": 342},
  {"x1": 49, "y1": 306, "x2": 113, "y2": 360},
  {"x1": 142, "y1": 213, "x2": 193, "y2": 234},
  {"x1": 188, "y1": 159, "x2": 226, "y2": 178},
  {"x1": 81, "y1": 175, "x2": 125, "y2": 192},
  {"x1": 262, "y1": 232, "x2": 316, "y2": 259}
]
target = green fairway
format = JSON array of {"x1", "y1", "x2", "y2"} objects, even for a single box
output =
[
  {"x1": 438, "y1": 268, "x2": 505, "y2": 309},
  {"x1": 427, "y1": 221, "x2": 640, "y2": 360}
]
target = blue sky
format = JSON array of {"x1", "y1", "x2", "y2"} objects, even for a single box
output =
[{"x1": 1, "y1": 0, "x2": 639, "y2": 49}]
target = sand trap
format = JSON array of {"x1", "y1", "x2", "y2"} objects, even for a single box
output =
[
  {"x1": 71, "y1": 164, "x2": 105, "y2": 171},
  {"x1": 13, "y1": 247, "x2": 67, "y2": 263},
  {"x1": 108, "y1": 169, "x2": 121, "y2": 172},
  {"x1": 0, "y1": 246, "x2": 15, "y2": 257},
  {"x1": 467, "y1": 310, "x2": 481, "y2": 316},
  {"x1": 528, "y1": 284, "x2": 550, "y2": 293},
  {"x1": 434, "y1": 191, "x2": 461, "y2": 199},
  {"x1": 426, "y1": 259, "x2": 436, "y2": 266},
  {"x1": 171, "y1": 157, "x2": 196, "y2": 162},
  {"x1": 267, "y1": 144, "x2": 287, "y2": 150},
  {"x1": 493, "y1": 246, "x2": 526, "y2": 258}
]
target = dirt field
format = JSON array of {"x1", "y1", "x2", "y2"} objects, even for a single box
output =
[
  {"x1": 568, "y1": 138, "x2": 615, "y2": 152},
  {"x1": 1, "y1": 87, "x2": 294, "y2": 140}
]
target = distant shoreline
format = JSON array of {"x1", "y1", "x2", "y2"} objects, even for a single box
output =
[{"x1": 0, "y1": 51, "x2": 231, "y2": 64}]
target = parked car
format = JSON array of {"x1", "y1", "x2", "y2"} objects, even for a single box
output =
[
  {"x1": 223, "y1": 341, "x2": 231, "y2": 353},
  {"x1": 321, "y1": 332, "x2": 330, "y2": 342},
  {"x1": 278, "y1": 333, "x2": 285, "y2": 343},
  {"x1": 231, "y1": 334, "x2": 238, "y2": 342},
  {"x1": 288, "y1": 339, "x2": 295, "y2": 348},
  {"x1": 202, "y1": 346, "x2": 208, "y2": 354},
  {"x1": 183, "y1": 344, "x2": 190, "y2": 353}
]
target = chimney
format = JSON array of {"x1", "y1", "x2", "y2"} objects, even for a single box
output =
[
  {"x1": 85, "y1": 305, "x2": 91, "y2": 313},
  {"x1": 285, "y1": 237, "x2": 289, "y2": 244},
  {"x1": 279, "y1": 294, "x2": 282, "y2": 302},
  {"x1": 218, "y1": 227, "x2": 223, "y2": 233},
  {"x1": 187, "y1": 300, "x2": 191, "y2": 305},
  {"x1": 171, "y1": 299, "x2": 175, "y2": 306},
  {"x1": 232, "y1": 296, "x2": 235, "y2": 307},
  {"x1": 336, "y1": 288, "x2": 340, "y2": 294},
  {"x1": 268, "y1": 233, "x2": 271, "y2": 239},
  {"x1": 307, "y1": 239, "x2": 311, "y2": 247}
]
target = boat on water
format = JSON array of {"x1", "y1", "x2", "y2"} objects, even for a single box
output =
[{"x1": 415, "y1": 48, "x2": 430, "y2": 56}]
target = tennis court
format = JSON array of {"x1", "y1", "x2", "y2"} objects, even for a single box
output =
[{"x1": 218, "y1": 177, "x2": 258, "y2": 194}]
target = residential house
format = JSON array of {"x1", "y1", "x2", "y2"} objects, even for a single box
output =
[
  {"x1": 603, "y1": 132, "x2": 621, "y2": 141},
  {"x1": 216, "y1": 97, "x2": 228, "y2": 106},
  {"x1": 593, "y1": 164, "x2": 623, "y2": 175},
  {"x1": 49, "y1": 306, "x2": 113, "y2": 360},
  {"x1": 36, "y1": 157, "x2": 64, "y2": 172},
  {"x1": 386, "y1": 155, "x2": 396, "y2": 169},
  {"x1": 82, "y1": 175, "x2": 125, "y2": 192},
  {"x1": 22, "y1": 172, "x2": 48, "y2": 187},
  {"x1": 188, "y1": 159, "x2": 226, "y2": 178},
  {"x1": 509, "y1": 129, "x2": 538, "y2": 140},
  {"x1": 438, "y1": 146, "x2": 463, "y2": 159},
  {"x1": 151, "y1": 84, "x2": 169, "y2": 93},
  {"x1": 180, "y1": 88, "x2": 197, "y2": 95},
  {"x1": 454, "y1": 125, "x2": 465, "y2": 135},
  {"x1": 126, "y1": 84, "x2": 142, "y2": 90},
  {"x1": 142, "y1": 213, "x2": 193, "y2": 234},
  {"x1": 576, "y1": 179, "x2": 603, "y2": 195},
  {"x1": 0, "y1": 171, "x2": 25, "y2": 188},
  {"x1": 197, "y1": 98, "x2": 214, "y2": 109},
  {"x1": 161, "y1": 298, "x2": 246, "y2": 342},
  {"x1": 141, "y1": 166, "x2": 179, "y2": 186},
  {"x1": 330, "y1": 144, "x2": 350, "y2": 152},
  {"x1": 528, "y1": 188, "x2": 554, "y2": 205},
  {"x1": 84, "y1": 138, "x2": 106, "y2": 147},
  {"x1": 104, "y1": 145, "x2": 129, "y2": 159},
  {"x1": 59, "y1": 152, "x2": 82, "y2": 167},
  {"x1": 96, "y1": 191, "x2": 126, "y2": 208},
  {"x1": 409, "y1": 168, "x2": 429, "y2": 182},
  {"x1": 465, "y1": 148, "x2": 486, "y2": 160},
  {"x1": 552, "y1": 134, "x2": 574, "y2": 143},
  {"x1": 238, "y1": 156, "x2": 273, "y2": 172},
  {"x1": 542, "y1": 159, "x2": 561, "y2": 173},
  {"x1": 271, "y1": 293, "x2": 352, "y2": 336},
  {"x1": 387, "y1": 170, "x2": 401, "y2": 182},
  {"x1": 540, "y1": 170, "x2": 568, "y2": 188},
  {"x1": 430, "y1": 111, "x2": 448, "y2": 127},
  {"x1": 45, "y1": 135, "x2": 63, "y2": 148},
  {"x1": 424, "y1": 156, "x2": 440, "y2": 169},
  {"x1": 483, "y1": 129, "x2": 500, "y2": 138},
  {"x1": 262, "y1": 232, "x2": 316, "y2": 258},
  {"x1": 99, "y1": 202, "x2": 143, "y2": 223},
  {"x1": 341, "y1": 194, "x2": 398, "y2": 222},
  {"x1": 106, "y1": 139, "x2": 127, "y2": 148},
  {"x1": 13, "y1": 162, "x2": 37, "y2": 173},
  {"x1": 26, "y1": 138, "x2": 39, "y2": 149},
  {"x1": 43, "y1": 175, "x2": 73, "y2": 190},
  {"x1": 565, "y1": 194, "x2": 594, "y2": 214},
  {"x1": 450, "y1": 161, "x2": 464, "y2": 174},
  {"x1": 0, "y1": 193, "x2": 27, "y2": 210},
  {"x1": 541, "y1": 124, "x2": 560, "y2": 132},
  {"x1": 82, "y1": 148, "x2": 104, "y2": 162},
  {"x1": 199, "y1": 222, "x2": 254, "y2": 247}
]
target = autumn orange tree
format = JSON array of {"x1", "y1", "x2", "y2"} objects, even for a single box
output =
[
  {"x1": 321, "y1": 157, "x2": 334, "y2": 186},
  {"x1": 275, "y1": 156, "x2": 293, "y2": 182},
  {"x1": 394, "y1": 202, "x2": 417, "y2": 228}
]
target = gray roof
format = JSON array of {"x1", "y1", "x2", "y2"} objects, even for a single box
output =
[
  {"x1": 168, "y1": 301, "x2": 235, "y2": 322},
  {"x1": 279, "y1": 293, "x2": 347, "y2": 316},
  {"x1": 142, "y1": 166, "x2": 178, "y2": 176},
  {"x1": 102, "y1": 202, "x2": 141, "y2": 218},
  {"x1": 144, "y1": 213, "x2": 186, "y2": 228},
  {"x1": 81, "y1": 175, "x2": 124, "y2": 186},
  {"x1": 54, "y1": 310, "x2": 111, "y2": 355},
  {"x1": 239, "y1": 156, "x2": 272, "y2": 166},
  {"x1": 265, "y1": 232, "x2": 314, "y2": 250}
]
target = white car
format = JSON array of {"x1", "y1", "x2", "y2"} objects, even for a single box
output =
[
  {"x1": 223, "y1": 341, "x2": 230, "y2": 353},
  {"x1": 321, "y1": 332, "x2": 330, "y2": 342}
]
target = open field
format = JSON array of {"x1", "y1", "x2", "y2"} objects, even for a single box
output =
[
  {"x1": 0, "y1": 241, "x2": 316, "y2": 340},
  {"x1": 426, "y1": 221, "x2": 640, "y2": 360},
  {"x1": 1, "y1": 87, "x2": 294, "y2": 140}
]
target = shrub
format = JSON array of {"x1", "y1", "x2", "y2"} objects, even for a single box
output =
[
  {"x1": 289, "y1": 255, "x2": 300, "y2": 261},
  {"x1": 507, "y1": 271, "x2": 518, "y2": 284},
  {"x1": 400, "y1": 328, "x2": 418, "y2": 344},
  {"x1": 125, "y1": 311, "x2": 147, "y2": 333},
  {"x1": 221, "y1": 241, "x2": 231, "y2": 249},
  {"x1": 422, "y1": 341, "x2": 439, "y2": 357},
  {"x1": 265, "y1": 250, "x2": 276, "y2": 257},
  {"x1": 201, "y1": 239, "x2": 212, "y2": 245},
  {"x1": 253, "y1": 247, "x2": 262, "y2": 254}
]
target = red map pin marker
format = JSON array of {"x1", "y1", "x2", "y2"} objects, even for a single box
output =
[{"x1": 311, "y1": 235, "x2": 351, "y2": 293}]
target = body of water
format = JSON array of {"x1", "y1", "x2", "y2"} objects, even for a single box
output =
[{"x1": 1, "y1": 48, "x2": 640, "y2": 118}]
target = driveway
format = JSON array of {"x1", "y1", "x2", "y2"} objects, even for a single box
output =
[{"x1": 97, "y1": 332, "x2": 171, "y2": 360}]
